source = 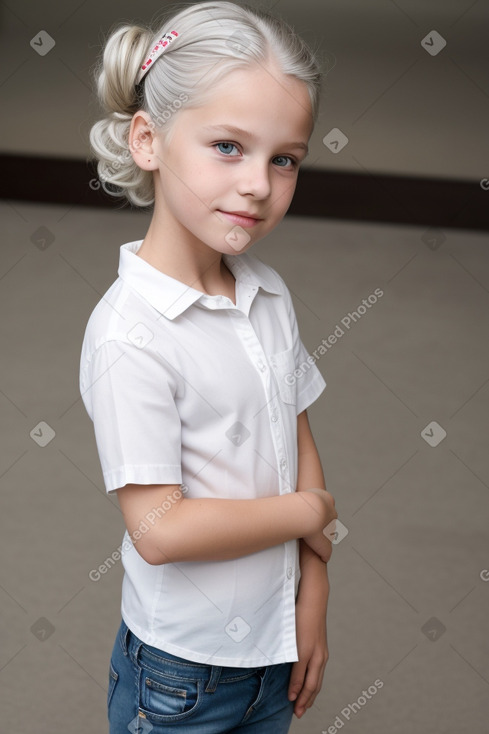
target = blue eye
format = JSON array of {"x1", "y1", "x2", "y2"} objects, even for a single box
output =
[
  {"x1": 273, "y1": 156, "x2": 295, "y2": 168},
  {"x1": 214, "y1": 142, "x2": 297, "y2": 168},
  {"x1": 215, "y1": 142, "x2": 240, "y2": 156}
]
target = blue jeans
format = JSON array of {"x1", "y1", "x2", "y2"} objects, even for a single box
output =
[{"x1": 107, "y1": 618, "x2": 295, "y2": 733}]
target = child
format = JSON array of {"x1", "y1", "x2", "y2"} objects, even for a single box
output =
[{"x1": 80, "y1": 2, "x2": 338, "y2": 732}]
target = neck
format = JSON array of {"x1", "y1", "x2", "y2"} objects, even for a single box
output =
[{"x1": 135, "y1": 212, "x2": 234, "y2": 298}]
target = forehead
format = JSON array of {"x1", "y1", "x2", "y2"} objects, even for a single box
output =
[{"x1": 187, "y1": 62, "x2": 314, "y2": 141}]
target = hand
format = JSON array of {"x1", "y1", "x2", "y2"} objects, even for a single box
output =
[
  {"x1": 288, "y1": 596, "x2": 329, "y2": 718},
  {"x1": 301, "y1": 488, "x2": 338, "y2": 562},
  {"x1": 303, "y1": 487, "x2": 337, "y2": 519},
  {"x1": 302, "y1": 527, "x2": 333, "y2": 563}
]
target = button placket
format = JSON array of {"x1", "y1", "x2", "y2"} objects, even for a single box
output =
[
  {"x1": 238, "y1": 283, "x2": 258, "y2": 318},
  {"x1": 226, "y1": 306, "x2": 299, "y2": 635},
  {"x1": 229, "y1": 318, "x2": 291, "y2": 497}
]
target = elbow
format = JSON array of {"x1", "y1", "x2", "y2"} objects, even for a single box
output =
[
  {"x1": 128, "y1": 499, "x2": 186, "y2": 565},
  {"x1": 140, "y1": 547, "x2": 175, "y2": 566},
  {"x1": 143, "y1": 550, "x2": 172, "y2": 566},
  {"x1": 134, "y1": 532, "x2": 177, "y2": 566}
]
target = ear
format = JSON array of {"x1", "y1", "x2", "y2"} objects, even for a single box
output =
[{"x1": 129, "y1": 110, "x2": 159, "y2": 171}]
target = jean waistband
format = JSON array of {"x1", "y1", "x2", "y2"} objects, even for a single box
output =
[{"x1": 118, "y1": 618, "x2": 266, "y2": 690}]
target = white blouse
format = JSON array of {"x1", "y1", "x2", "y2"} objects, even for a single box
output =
[{"x1": 79, "y1": 239, "x2": 326, "y2": 666}]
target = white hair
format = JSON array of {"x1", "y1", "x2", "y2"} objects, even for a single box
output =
[{"x1": 89, "y1": 1, "x2": 323, "y2": 208}]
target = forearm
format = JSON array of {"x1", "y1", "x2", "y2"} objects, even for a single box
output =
[
  {"x1": 145, "y1": 491, "x2": 329, "y2": 565},
  {"x1": 296, "y1": 411, "x2": 338, "y2": 573},
  {"x1": 290, "y1": 540, "x2": 330, "y2": 718},
  {"x1": 297, "y1": 539, "x2": 330, "y2": 608},
  {"x1": 296, "y1": 434, "x2": 329, "y2": 614},
  {"x1": 296, "y1": 439, "x2": 326, "y2": 495}
]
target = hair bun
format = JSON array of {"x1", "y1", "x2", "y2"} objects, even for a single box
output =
[{"x1": 93, "y1": 23, "x2": 152, "y2": 115}]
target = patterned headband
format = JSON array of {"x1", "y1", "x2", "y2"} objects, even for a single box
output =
[{"x1": 136, "y1": 30, "x2": 179, "y2": 85}]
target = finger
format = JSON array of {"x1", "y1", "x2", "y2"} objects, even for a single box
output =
[
  {"x1": 294, "y1": 678, "x2": 318, "y2": 716},
  {"x1": 294, "y1": 657, "x2": 327, "y2": 716},
  {"x1": 288, "y1": 659, "x2": 307, "y2": 701}
]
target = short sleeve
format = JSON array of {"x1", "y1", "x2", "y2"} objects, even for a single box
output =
[
  {"x1": 80, "y1": 338, "x2": 182, "y2": 493},
  {"x1": 281, "y1": 280, "x2": 327, "y2": 415}
]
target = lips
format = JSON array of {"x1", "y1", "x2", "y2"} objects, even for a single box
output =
[{"x1": 217, "y1": 210, "x2": 262, "y2": 228}]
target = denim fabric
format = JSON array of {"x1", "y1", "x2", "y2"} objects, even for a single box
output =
[{"x1": 107, "y1": 618, "x2": 295, "y2": 733}]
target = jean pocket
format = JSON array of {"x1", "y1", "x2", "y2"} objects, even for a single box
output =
[
  {"x1": 138, "y1": 666, "x2": 202, "y2": 723},
  {"x1": 269, "y1": 348, "x2": 297, "y2": 405},
  {"x1": 107, "y1": 660, "x2": 119, "y2": 711}
]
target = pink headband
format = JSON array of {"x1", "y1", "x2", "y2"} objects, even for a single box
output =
[{"x1": 136, "y1": 31, "x2": 179, "y2": 85}]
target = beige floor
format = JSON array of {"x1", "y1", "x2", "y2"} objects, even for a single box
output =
[{"x1": 1, "y1": 200, "x2": 488, "y2": 733}]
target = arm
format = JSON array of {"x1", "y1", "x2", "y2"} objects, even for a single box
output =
[
  {"x1": 288, "y1": 409, "x2": 331, "y2": 718},
  {"x1": 116, "y1": 481, "x2": 336, "y2": 565},
  {"x1": 296, "y1": 409, "x2": 336, "y2": 562}
]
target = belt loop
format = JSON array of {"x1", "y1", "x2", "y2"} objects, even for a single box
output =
[{"x1": 204, "y1": 665, "x2": 222, "y2": 693}]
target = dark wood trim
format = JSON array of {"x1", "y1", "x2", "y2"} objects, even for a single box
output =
[{"x1": 1, "y1": 153, "x2": 487, "y2": 231}]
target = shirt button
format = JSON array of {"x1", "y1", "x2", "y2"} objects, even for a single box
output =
[
  {"x1": 287, "y1": 567, "x2": 293, "y2": 579},
  {"x1": 271, "y1": 414, "x2": 277, "y2": 422},
  {"x1": 280, "y1": 459, "x2": 287, "y2": 471},
  {"x1": 257, "y1": 359, "x2": 266, "y2": 372}
]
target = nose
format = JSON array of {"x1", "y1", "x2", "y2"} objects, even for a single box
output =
[{"x1": 236, "y1": 158, "x2": 271, "y2": 199}]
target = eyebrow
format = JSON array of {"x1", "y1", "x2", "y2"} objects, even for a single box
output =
[{"x1": 203, "y1": 124, "x2": 309, "y2": 155}]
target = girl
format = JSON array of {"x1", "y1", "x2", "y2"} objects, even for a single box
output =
[{"x1": 80, "y1": 2, "x2": 338, "y2": 732}]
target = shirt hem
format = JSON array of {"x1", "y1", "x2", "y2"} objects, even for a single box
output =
[
  {"x1": 296, "y1": 371, "x2": 327, "y2": 415},
  {"x1": 120, "y1": 610, "x2": 299, "y2": 668},
  {"x1": 103, "y1": 465, "x2": 182, "y2": 493}
]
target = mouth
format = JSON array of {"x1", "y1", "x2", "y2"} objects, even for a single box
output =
[{"x1": 217, "y1": 210, "x2": 263, "y2": 228}]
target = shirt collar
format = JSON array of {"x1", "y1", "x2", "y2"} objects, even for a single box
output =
[{"x1": 118, "y1": 240, "x2": 281, "y2": 320}]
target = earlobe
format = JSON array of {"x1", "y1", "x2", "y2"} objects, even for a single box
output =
[
  {"x1": 130, "y1": 142, "x2": 155, "y2": 171},
  {"x1": 129, "y1": 113, "x2": 158, "y2": 171}
]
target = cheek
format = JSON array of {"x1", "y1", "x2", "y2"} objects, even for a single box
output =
[
  {"x1": 180, "y1": 155, "x2": 220, "y2": 196},
  {"x1": 163, "y1": 160, "x2": 210, "y2": 209},
  {"x1": 275, "y1": 175, "x2": 298, "y2": 207},
  {"x1": 191, "y1": 157, "x2": 223, "y2": 184}
]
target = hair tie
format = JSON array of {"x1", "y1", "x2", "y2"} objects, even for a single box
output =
[{"x1": 136, "y1": 31, "x2": 179, "y2": 85}]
